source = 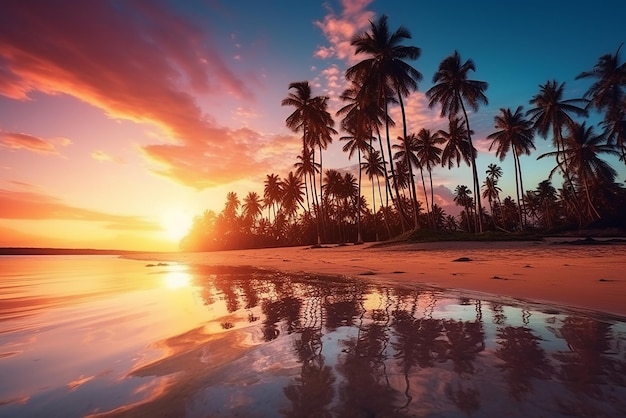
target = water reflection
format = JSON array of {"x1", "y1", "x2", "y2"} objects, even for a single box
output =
[
  {"x1": 161, "y1": 265, "x2": 191, "y2": 289},
  {"x1": 1, "y1": 260, "x2": 626, "y2": 417}
]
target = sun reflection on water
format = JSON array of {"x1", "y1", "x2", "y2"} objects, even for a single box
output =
[{"x1": 162, "y1": 265, "x2": 191, "y2": 289}]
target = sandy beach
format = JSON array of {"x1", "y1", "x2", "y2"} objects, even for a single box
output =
[{"x1": 135, "y1": 239, "x2": 626, "y2": 318}]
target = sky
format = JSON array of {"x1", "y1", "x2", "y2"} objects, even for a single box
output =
[{"x1": 0, "y1": 0, "x2": 625, "y2": 251}]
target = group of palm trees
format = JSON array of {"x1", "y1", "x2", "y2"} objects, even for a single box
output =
[{"x1": 180, "y1": 15, "x2": 625, "y2": 251}]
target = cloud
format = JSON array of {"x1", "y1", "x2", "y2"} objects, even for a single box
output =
[
  {"x1": 387, "y1": 93, "x2": 446, "y2": 139},
  {"x1": 313, "y1": 0, "x2": 375, "y2": 63},
  {"x1": 0, "y1": 131, "x2": 71, "y2": 155},
  {"x1": 0, "y1": 187, "x2": 160, "y2": 231},
  {"x1": 91, "y1": 150, "x2": 126, "y2": 164},
  {"x1": 0, "y1": 1, "x2": 280, "y2": 189}
]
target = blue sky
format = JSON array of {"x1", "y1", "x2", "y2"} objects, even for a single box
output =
[{"x1": 0, "y1": 0, "x2": 624, "y2": 250}]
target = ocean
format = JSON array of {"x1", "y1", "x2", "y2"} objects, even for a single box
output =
[{"x1": 1, "y1": 254, "x2": 625, "y2": 417}]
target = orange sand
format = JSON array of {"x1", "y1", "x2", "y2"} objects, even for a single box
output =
[{"x1": 136, "y1": 239, "x2": 626, "y2": 318}]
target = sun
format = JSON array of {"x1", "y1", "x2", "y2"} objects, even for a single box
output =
[{"x1": 160, "y1": 209, "x2": 193, "y2": 242}]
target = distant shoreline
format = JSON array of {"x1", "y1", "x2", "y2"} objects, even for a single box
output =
[{"x1": 0, "y1": 247, "x2": 160, "y2": 256}]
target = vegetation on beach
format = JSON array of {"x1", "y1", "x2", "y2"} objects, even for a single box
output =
[{"x1": 181, "y1": 15, "x2": 626, "y2": 252}]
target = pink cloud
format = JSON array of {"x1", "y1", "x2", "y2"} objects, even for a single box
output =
[
  {"x1": 313, "y1": 0, "x2": 375, "y2": 63},
  {"x1": 0, "y1": 1, "x2": 283, "y2": 189},
  {"x1": 387, "y1": 93, "x2": 446, "y2": 138},
  {"x1": 0, "y1": 187, "x2": 160, "y2": 231},
  {"x1": 0, "y1": 131, "x2": 70, "y2": 155}
]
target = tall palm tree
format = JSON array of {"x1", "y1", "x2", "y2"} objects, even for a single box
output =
[
  {"x1": 539, "y1": 122, "x2": 619, "y2": 221},
  {"x1": 487, "y1": 106, "x2": 535, "y2": 229},
  {"x1": 282, "y1": 81, "x2": 335, "y2": 244},
  {"x1": 306, "y1": 96, "x2": 337, "y2": 243},
  {"x1": 426, "y1": 51, "x2": 488, "y2": 232},
  {"x1": 576, "y1": 44, "x2": 626, "y2": 160},
  {"x1": 527, "y1": 80, "x2": 587, "y2": 223},
  {"x1": 346, "y1": 14, "x2": 423, "y2": 231},
  {"x1": 415, "y1": 128, "x2": 444, "y2": 227}
]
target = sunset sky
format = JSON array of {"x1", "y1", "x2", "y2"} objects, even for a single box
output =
[{"x1": 1, "y1": 0, "x2": 625, "y2": 251}]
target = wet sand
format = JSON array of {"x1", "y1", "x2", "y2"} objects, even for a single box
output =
[{"x1": 133, "y1": 239, "x2": 626, "y2": 318}]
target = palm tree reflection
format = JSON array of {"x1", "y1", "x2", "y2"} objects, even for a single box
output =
[
  {"x1": 495, "y1": 326, "x2": 552, "y2": 400},
  {"x1": 182, "y1": 265, "x2": 626, "y2": 416}
]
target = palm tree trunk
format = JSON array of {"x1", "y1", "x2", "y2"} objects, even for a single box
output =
[
  {"x1": 377, "y1": 175, "x2": 392, "y2": 238},
  {"x1": 398, "y1": 91, "x2": 420, "y2": 229},
  {"x1": 516, "y1": 151, "x2": 528, "y2": 227},
  {"x1": 512, "y1": 152, "x2": 523, "y2": 229},
  {"x1": 428, "y1": 169, "x2": 437, "y2": 230},
  {"x1": 383, "y1": 95, "x2": 409, "y2": 232},
  {"x1": 318, "y1": 145, "x2": 327, "y2": 241},
  {"x1": 419, "y1": 166, "x2": 430, "y2": 228},
  {"x1": 311, "y1": 148, "x2": 321, "y2": 245},
  {"x1": 459, "y1": 97, "x2": 484, "y2": 233},
  {"x1": 582, "y1": 175, "x2": 601, "y2": 220},
  {"x1": 356, "y1": 148, "x2": 363, "y2": 244},
  {"x1": 554, "y1": 125, "x2": 584, "y2": 227}
]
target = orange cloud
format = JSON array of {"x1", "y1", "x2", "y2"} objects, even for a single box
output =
[
  {"x1": 0, "y1": 188, "x2": 160, "y2": 231},
  {"x1": 0, "y1": 132, "x2": 70, "y2": 155},
  {"x1": 0, "y1": 1, "x2": 278, "y2": 189}
]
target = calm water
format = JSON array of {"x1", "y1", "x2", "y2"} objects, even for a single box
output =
[{"x1": 1, "y1": 255, "x2": 625, "y2": 417}]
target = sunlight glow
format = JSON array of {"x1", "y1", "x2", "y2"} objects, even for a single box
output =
[
  {"x1": 162, "y1": 265, "x2": 191, "y2": 289},
  {"x1": 160, "y1": 209, "x2": 193, "y2": 242}
]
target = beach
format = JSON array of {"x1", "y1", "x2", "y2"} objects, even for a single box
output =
[{"x1": 135, "y1": 239, "x2": 626, "y2": 318}]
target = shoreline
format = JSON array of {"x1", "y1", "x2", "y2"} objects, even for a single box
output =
[{"x1": 129, "y1": 239, "x2": 626, "y2": 318}]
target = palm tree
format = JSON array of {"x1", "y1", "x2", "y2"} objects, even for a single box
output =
[
  {"x1": 282, "y1": 81, "x2": 335, "y2": 244},
  {"x1": 392, "y1": 133, "x2": 421, "y2": 227},
  {"x1": 242, "y1": 191, "x2": 263, "y2": 232},
  {"x1": 539, "y1": 122, "x2": 619, "y2": 221},
  {"x1": 415, "y1": 128, "x2": 444, "y2": 227},
  {"x1": 426, "y1": 51, "x2": 488, "y2": 232},
  {"x1": 535, "y1": 180, "x2": 558, "y2": 229},
  {"x1": 576, "y1": 45, "x2": 626, "y2": 160},
  {"x1": 339, "y1": 124, "x2": 372, "y2": 244},
  {"x1": 453, "y1": 185, "x2": 473, "y2": 232},
  {"x1": 294, "y1": 146, "x2": 320, "y2": 215},
  {"x1": 263, "y1": 174, "x2": 283, "y2": 224},
  {"x1": 346, "y1": 14, "x2": 423, "y2": 231},
  {"x1": 487, "y1": 106, "x2": 535, "y2": 229},
  {"x1": 361, "y1": 149, "x2": 391, "y2": 239},
  {"x1": 306, "y1": 96, "x2": 337, "y2": 244},
  {"x1": 481, "y1": 177, "x2": 502, "y2": 228},
  {"x1": 281, "y1": 171, "x2": 305, "y2": 221},
  {"x1": 438, "y1": 116, "x2": 473, "y2": 170},
  {"x1": 527, "y1": 80, "x2": 587, "y2": 223},
  {"x1": 224, "y1": 191, "x2": 240, "y2": 220},
  {"x1": 485, "y1": 163, "x2": 503, "y2": 182}
]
